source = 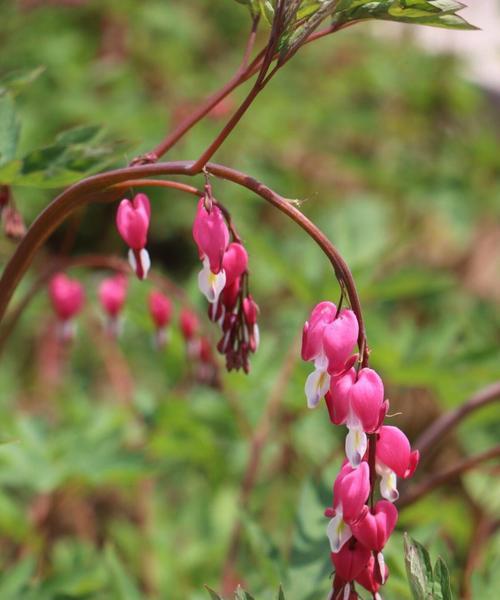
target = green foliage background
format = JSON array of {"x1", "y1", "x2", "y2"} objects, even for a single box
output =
[{"x1": 0, "y1": 1, "x2": 499, "y2": 598}]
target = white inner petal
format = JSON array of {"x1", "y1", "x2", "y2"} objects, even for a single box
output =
[
  {"x1": 378, "y1": 465, "x2": 399, "y2": 502},
  {"x1": 305, "y1": 367, "x2": 331, "y2": 409},
  {"x1": 345, "y1": 425, "x2": 367, "y2": 468},
  {"x1": 139, "y1": 248, "x2": 151, "y2": 279},
  {"x1": 198, "y1": 258, "x2": 226, "y2": 303},
  {"x1": 326, "y1": 510, "x2": 352, "y2": 554}
]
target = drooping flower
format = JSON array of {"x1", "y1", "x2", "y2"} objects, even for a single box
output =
[
  {"x1": 49, "y1": 273, "x2": 85, "y2": 341},
  {"x1": 350, "y1": 500, "x2": 398, "y2": 553},
  {"x1": 149, "y1": 290, "x2": 172, "y2": 348},
  {"x1": 301, "y1": 302, "x2": 359, "y2": 410},
  {"x1": 99, "y1": 274, "x2": 127, "y2": 317},
  {"x1": 331, "y1": 541, "x2": 371, "y2": 583},
  {"x1": 376, "y1": 426, "x2": 419, "y2": 502},
  {"x1": 180, "y1": 308, "x2": 201, "y2": 358},
  {"x1": 301, "y1": 301, "x2": 337, "y2": 362},
  {"x1": 326, "y1": 461, "x2": 370, "y2": 553},
  {"x1": 346, "y1": 369, "x2": 388, "y2": 468},
  {"x1": 193, "y1": 198, "x2": 229, "y2": 302},
  {"x1": 242, "y1": 294, "x2": 259, "y2": 353},
  {"x1": 98, "y1": 274, "x2": 128, "y2": 337},
  {"x1": 355, "y1": 553, "x2": 389, "y2": 596},
  {"x1": 116, "y1": 193, "x2": 151, "y2": 280}
]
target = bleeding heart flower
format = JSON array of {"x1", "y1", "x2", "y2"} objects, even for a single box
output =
[
  {"x1": 99, "y1": 274, "x2": 127, "y2": 318},
  {"x1": 49, "y1": 273, "x2": 85, "y2": 341},
  {"x1": 355, "y1": 553, "x2": 389, "y2": 595},
  {"x1": 193, "y1": 198, "x2": 229, "y2": 303},
  {"x1": 350, "y1": 500, "x2": 398, "y2": 552},
  {"x1": 116, "y1": 193, "x2": 151, "y2": 280},
  {"x1": 49, "y1": 273, "x2": 84, "y2": 321},
  {"x1": 326, "y1": 462, "x2": 370, "y2": 553},
  {"x1": 331, "y1": 541, "x2": 371, "y2": 582},
  {"x1": 376, "y1": 426, "x2": 420, "y2": 502}
]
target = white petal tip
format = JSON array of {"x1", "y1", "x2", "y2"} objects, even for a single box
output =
[{"x1": 198, "y1": 262, "x2": 226, "y2": 303}]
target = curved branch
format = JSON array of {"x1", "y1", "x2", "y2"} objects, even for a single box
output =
[
  {"x1": 398, "y1": 445, "x2": 500, "y2": 509},
  {"x1": 415, "y1": 382, "x2": 500, "y2": 458},
  {"x1": 0, "y1": 161, "x2": 367, "y2": 363}
]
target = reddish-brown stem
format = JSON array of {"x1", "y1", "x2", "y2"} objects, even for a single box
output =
[
  {"x1": 414, "y1": 381, "x2": 500, "y2": 458},
  {"x1": 109, "y1": 179, "x2": 201, "y2": 196},
  {"x1": 148, "y1": 19, "x2": 354, "y2": 163},
  {"x1": 398, "y1": 445, "x2": 500, "y2": 509},
  {"x1": 189, "y1": 83, "x2": 264, "y2": 173},
  {"x1": 0, "y1": 161, "x2": 368, "y2": 364},
  {"x1": 150, "y1": 18, "x2": 264, "y2": 161}
]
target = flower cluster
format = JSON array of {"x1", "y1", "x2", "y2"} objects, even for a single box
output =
[
  {"x1": 192, "y1": 195, "x2": 259, "y2": 373},
  {"x1": 301, "y1": 301, "x2": 419, "y2": 599}
]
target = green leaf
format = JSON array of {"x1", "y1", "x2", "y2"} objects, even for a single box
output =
[
  {"x1": 433, "y1": 557, "x2": 453, "y2": 600},
  {"x1": 332, "y1": 0, "x2": 477, "y2": 30},
  {"x1": 55, "y1": 124, "x2": 101, "y2": 146},
  {"x1": 104, "y1": 546, "x2": 141, "y2": 600},
  {"x1": 277, "y1": 585, "x2": 286, "y2": 600},
  {"x1": 0, "y1": 94, "x2": 20, "y2": 166},
  {"x1": 404, "y1": 533, "x2": 434, "y2": 600},
  {"x1": 0, "y1": 66, "x2": 45, "y2": 97},
  {"x1": 0, "y1": 556, "x2": 35, "y2": 596},
  {"x1": 234, "y1": 587, "x2": 256, "y2": 600},
  {"x1": 205, "y1": 587, "x2": 224, "y2": 600}
]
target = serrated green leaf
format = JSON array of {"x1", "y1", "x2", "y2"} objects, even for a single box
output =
[
  {"x1": 0, "y1": 66, "x2": 45, "y2": 97},
  {"x1": 0, "y1": 94, "x2": 20, "y2": 166},
  {"x1": 404, "y1": 533, "x2": 434, "y2": 600},
  {"x1": 433, "y1": 557, "x2": 453, "y2": 600}
]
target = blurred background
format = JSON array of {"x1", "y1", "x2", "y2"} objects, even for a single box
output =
[{"x1": 0, "y1": 1, "x2": 499, "y2": 598}]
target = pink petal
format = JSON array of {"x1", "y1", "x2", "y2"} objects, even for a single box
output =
[
  {"x1": 349, "y1": 368, "x2": 384, "y2": 433},
  {"x1": 323, "y1": 309, "x2": 359, "y2": 374},
  {"x1": 222, "y1": 243, "x2": 248, "y2": 286}
]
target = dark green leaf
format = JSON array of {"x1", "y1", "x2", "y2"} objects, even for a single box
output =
[
  {"x1": 277, "y1": 585, "x2": 286, "y2": 600},
  {"x1": 332, "y1": 0, "x2": 477, "y2": 30},
  {"x1": 404, "y1": 533, "x2": 434, "y2": 600}
]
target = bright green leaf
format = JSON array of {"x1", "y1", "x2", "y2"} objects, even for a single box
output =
[{"x1": 404, "y1": 533, "x2": 434, "y2": 600}]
